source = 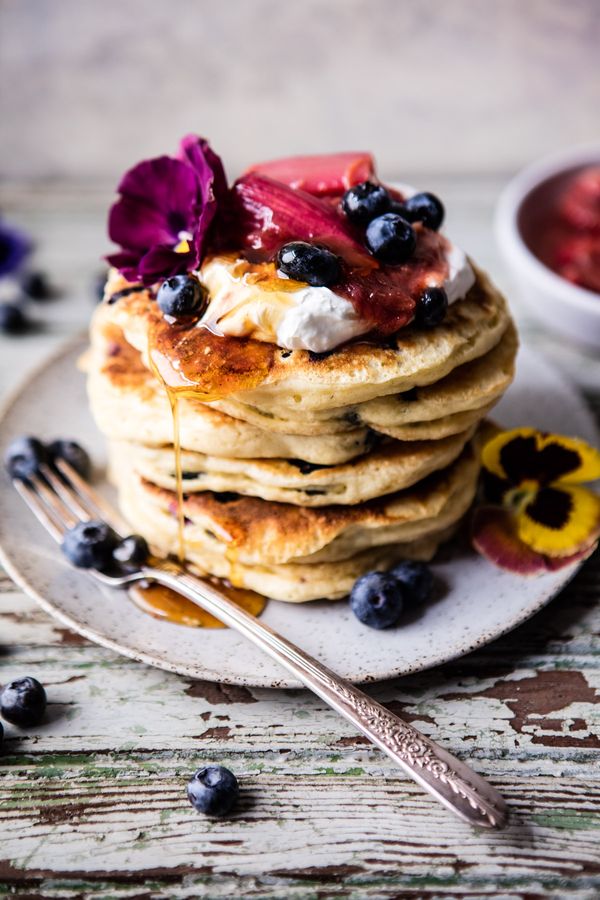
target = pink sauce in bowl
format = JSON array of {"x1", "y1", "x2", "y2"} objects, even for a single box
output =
[{"x1": 519, "y1": 165, "x2": 600, "y2": 296}]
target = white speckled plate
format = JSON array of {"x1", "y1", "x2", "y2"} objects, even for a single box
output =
[{"x1": 0, "y1": 339, "x2": 597, "y2": 687}]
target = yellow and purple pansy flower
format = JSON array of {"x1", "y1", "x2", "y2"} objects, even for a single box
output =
[
  {"x1": 472, "y1": 427, "x2": 600, "y2": 574},
  {"x1": 106, "y1": 134, "x2": 227, "y2": 286}
]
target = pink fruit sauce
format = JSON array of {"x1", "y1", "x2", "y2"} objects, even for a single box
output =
[{"x1": 519, "y1": 165, "x2": 600, "y2": 295}]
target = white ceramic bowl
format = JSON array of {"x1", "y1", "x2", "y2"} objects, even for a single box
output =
[{"x1": 495, "y1": 144, "x2": 600, "y2": 349}]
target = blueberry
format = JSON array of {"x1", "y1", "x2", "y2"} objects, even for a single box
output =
[
  {"x1": 187, "y1": 765, "x2": 239, "y2": 816},
  {"x1": 5, "y1": 436, "x2": 47, "y2": 479},
  {"x1": 390, "y1": 561, "x2": 434, "y2": 605},
  {"x1": 157, "y1": 275, "x2": 206, "y2": 319},
  {"x1": 365, "y1": 214, "x2": 416, "y2": 265},
  {"x1": 349, "y1": 571, "x2": 405, "y2": 629},
  {"x1": 0, "y1": 303, "x2": 28, "y2": 335},
  {"x1": 21, "y1": 270, "x2": 53, "y2": 301},
  {"x1": 0, "y1": 676, "x2": 47, "y2": 726},
  {"x1": 276, "y1": 241, "x2": 341, "y2": 287},
  {"x1": 61, "y1": 520, "x2": 119, "y2": 570},
  {"x1": 113, "y1": 534, "x2": 149, "y2": 567},
  {"x1": 48, "y1": 439, "x2": 91, "y2": 479},
  {"x1": 342, "y1": 181, "x2": 390, "y2": 225},
  {"x1": 395, "y1": 192, "x2": 445, "y2": 231},
  {"x1": 415, "y1": 287, "x2": 448, "y2": 328}
]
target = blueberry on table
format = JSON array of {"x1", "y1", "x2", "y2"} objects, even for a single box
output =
[
  {"x1": 415, "y1": 287, "x2": 448, "y2": 328},
  {"x1": 21, "y1": 270, "x2": 54, "y2": 301},
  {"x1": 395, "y1": 192, "x2": 445, "y2": 231},
  {"x1": 157, "y1": 275, "x2": 206, "y2": 319},
  {"x1": 0, "y1": 302, "x2": 29, "y2": 335},
  {"x1": 342, "y1": 181, "x2": 390, "y2": 225},
  {"x1": 5, "y1": 436, "x2": 47, "y2": 479},
  {"x1": 390, "y1": 560, "x2": 434, "y2": 606},
  {"x1": 276, "y1": 241, "x2": 342, "y2": 287},
  {"x1": 113, "y1": 534, "x2": 150, "y2": 567},
  {"x1": 48, "y1": 439, "x2": 91, "y2": 479},
  {"x1": 187, "y1": 765, "x2": 239, "y2": 816},
  {"x1": 61, "y1": 520, "x2": 119, "y2": 570},
  {"x1": 349, "y1": 571, "x2": 405, "y2": 629},
  {"x1": 365, "y1": 214, "x2": 416, "y2": 265},
  {"x1": 0, "y1": 676, "x2": 47, "y2": 726}
]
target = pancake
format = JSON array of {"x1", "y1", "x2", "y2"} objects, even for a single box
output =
[
  {"x1": 102, "y1": 264, "x2": 512, "y2": 414},
  {"x1": 108, "y1": 420, "x2": 475, "y2": 507},
  {"x1": 207, "y1": 321, "x2": 518, "y2": 436},
  {"x1": 112, "y1": 439, "x2": 480, "y2": 568},
  {"x1": 83, "y1": 320, "x2": 374, "y2": 465},
  {"x1": 152, "y1": 528, "x2": 459, "y2": 603}
]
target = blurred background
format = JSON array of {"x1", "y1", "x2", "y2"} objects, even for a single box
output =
[
  {"x1": 1, "y1": 0, "x2": 598, "y2": 184},
  {"x1": 0, "y1": 0, "x2": 599, "y2": 388}
]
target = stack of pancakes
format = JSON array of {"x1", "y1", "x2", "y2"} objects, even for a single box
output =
[{"x1": 84, "y1": 265, "x2": 517, "y2": 602}]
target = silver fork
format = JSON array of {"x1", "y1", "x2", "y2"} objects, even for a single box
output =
[{"x1": 12, "y1": 458, "x2": 508, "y2": 829}]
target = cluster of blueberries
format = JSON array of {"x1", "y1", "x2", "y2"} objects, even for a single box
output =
[
  {"x1": 0, "y1": 271, "x2": 57, "y2": 335},
  {"x1": 349, "y1": 560, "x2": 434, "y2": 629},
  {"x1": 154, "y1": 182, "x2": 448, "y2": 329},
  {"x1": 5, "y1": 435, "x2": 149, "y2": 572}
]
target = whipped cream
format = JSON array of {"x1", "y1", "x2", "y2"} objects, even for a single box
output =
[{"x1": 199, "y1": 258, "x2": 370, "y2": 352}]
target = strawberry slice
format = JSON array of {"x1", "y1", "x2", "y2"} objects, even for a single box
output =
[
  {"x1": 244, "y1": 152, "x2": 375, "y2": 197},
  {"x1": 227, "y1": 173, "x2": 376, "y2": 268}
]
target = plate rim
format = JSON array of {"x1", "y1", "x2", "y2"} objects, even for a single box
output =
[{"x1": 0, "y1": 335, "x2": 595, "y2": 688}]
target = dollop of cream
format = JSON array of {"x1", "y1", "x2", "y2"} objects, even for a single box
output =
[{"x1": 199, "y1": 257, "x2": 370, "y2": 352}]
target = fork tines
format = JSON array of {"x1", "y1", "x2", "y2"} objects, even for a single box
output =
[{"x1": 11, "y1": 458, "x2": 129, "y2": 545}]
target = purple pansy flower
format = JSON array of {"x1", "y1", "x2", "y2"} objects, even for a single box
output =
[
  {"x1": 106, "y1": 135, "x2": 227, "y2": 286},
  {"x1": 0, "y1": 220, "x2": 31, "y2": 277}
]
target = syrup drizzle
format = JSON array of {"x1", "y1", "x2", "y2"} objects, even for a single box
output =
[{"x1": 145, "y1": 310, "x2": 274, "y2": 621}]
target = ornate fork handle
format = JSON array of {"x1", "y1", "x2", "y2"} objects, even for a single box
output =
[{"x1": 145, "y1": 562, "x2": 507, "y2": 829}]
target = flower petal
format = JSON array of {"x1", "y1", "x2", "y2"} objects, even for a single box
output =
[
  {"x1": 472, "y1": 506, "x2": 598, "y2": 574},
  {"x1": 482, "y1": 428, "x2": 600, "y2": 485},
  {"x1": 179, "y1": 135, "x2": 228, "y2": 263},
  {"x1": 0, "y1": 220, "x2": 32, "y2": 277},
  {"x1": 138, "y1": 245, "x2": 193, "y2": 285},
  {"x1": 516, "y1": 484, "x2": 600, "y2": 557}
]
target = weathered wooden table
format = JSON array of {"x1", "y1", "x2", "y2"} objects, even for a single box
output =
[{"x1": 1, "y1": 180, "x2": 599, "y2": 898}]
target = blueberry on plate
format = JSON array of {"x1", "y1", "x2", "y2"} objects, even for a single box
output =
[
  {"x1": 113, "y1": 534, "x2": 149, "y2": 567},
  {"x1": 21, "y1": 270, "x2": 54, "y2": 301},
  {"x1": 365, "y1": 214, "x2": 416, "y2": 265},
  {"x1": 415, "y1": 287, "x2": 448, "y2": 328},
  {"x1": 342, "y1": 181, "x2": 390, "y2": 225},
  {"x1": 0, "y1": 676, "x2": 47, "y2": 726},
  {"x1": 276, "y1": 241, "x2": 341, "y2": 287},
  {"x1": 61, "y1": 520, "x2": 119, "y2": 570},
  {"x1": 349, "y1": 571, "x2": 405, "y2": 629},
  {"x1": 4, "y1": 436, "x2": 47, "y2": 479},
  {"x1": 157, "y1": 275, "x2": 206, "y2": 319},
  {"x1": 0, "y1": 303, "x2": 29, "y2": 335},
  {"x1": 396, "y1": 192, "x2": 445, "y2": 231},
  {"x1": 390, "y1": 560, "x2": 434, "y2": 606},
  {"x1": 48, "y1": 439, "x2": 91, "y2": 479},
  {"x1": 187, "y1": 765, "x2": 239, "y2": 816}
]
